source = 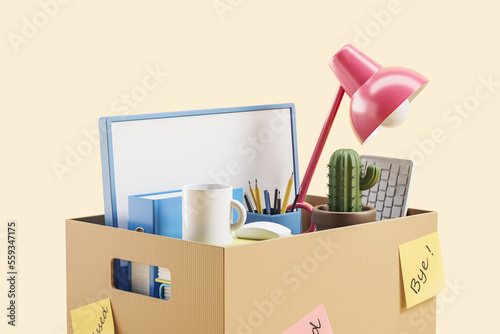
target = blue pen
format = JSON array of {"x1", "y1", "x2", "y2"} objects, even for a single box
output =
[{"x1": 264, "y1": 190, "x2": 271, "y2": 214}]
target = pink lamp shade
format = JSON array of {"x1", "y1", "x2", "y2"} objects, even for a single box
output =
[{"x1": 329, "y1": 45, "x2": 429, "y2": 144}]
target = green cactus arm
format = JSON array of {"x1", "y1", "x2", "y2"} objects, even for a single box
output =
[{"x1": 360, "y1": 164, "x2": 381, "y2": 190}]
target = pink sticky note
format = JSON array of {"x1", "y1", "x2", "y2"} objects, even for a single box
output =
[{"x1": 283, "y1": 304, "x2": 333, "y2": 334}]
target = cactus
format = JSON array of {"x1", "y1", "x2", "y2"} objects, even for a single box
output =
[{"x1": 327, "y1": 149, "x2": 380, "y2": 212}]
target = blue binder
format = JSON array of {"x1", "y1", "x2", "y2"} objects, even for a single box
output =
[
  {"x1": 127, "y1": 188, "x2": 244, "y2": 298},
  {"x1": 128, "y1": 190, "x2": 183, "y2": 238}
]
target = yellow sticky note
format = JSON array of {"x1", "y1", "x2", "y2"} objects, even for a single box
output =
[
  {"x1": 399, "y1": 232, "x2": 445, "y2": 309},
  {"x1": 70, "y1": 298, "x2": 115, "y2": 334}
]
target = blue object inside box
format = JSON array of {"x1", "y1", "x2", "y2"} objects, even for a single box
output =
[
  {"x1": 245, "y1": 210, "x2": 302, "y2": 235},
  {"x1": 123, "y1": 188, "x2": 244, "y2": 297}
]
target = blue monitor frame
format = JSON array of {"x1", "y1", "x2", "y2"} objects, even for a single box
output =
[{"x1": 99, "y1": 103, "x2": 301, "y2": 229}]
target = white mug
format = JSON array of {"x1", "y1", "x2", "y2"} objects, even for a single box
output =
[{"x1": 182, "y1": 183, "x2": 247, "y2": 246}]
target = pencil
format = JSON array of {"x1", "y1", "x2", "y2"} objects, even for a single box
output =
[
  {"x1": 248, "y1": 181, "x2": 258, "y2": 213},
  {"x1": 281, "y1": 172, "x2": 294, "y2": 214},
  {"x1": 255, "y1": 179, "x2": 263, "y2": 214}
]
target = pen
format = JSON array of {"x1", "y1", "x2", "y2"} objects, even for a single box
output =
[
  {"x1": 255, "y1": 179, "x2": 263, "y2": 214},
  {"x1": 248, "y1": 181, "x2": 259, "y2": 213},
  {"x1": 264, "y1": 190, "x2": 271, "y2": 214},
  {"x1": 273, "y1": 188, "x2": 279, "y2": 215},
  {"x1": 244, "y1": 192, "x2": 255, "y2": 213},
  {"x1": 290, "y1": 187, "x2": 301, "y2": 212},
  {"x1": 277, "y1": 191, "x2": 281, "y2": 216},
  {"x1": 281, "y1": 172, "x2": 294, "y2": 214}
]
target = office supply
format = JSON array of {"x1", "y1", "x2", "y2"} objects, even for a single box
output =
[
  {"x1": 255, "y1": 179, "x2": 263, "y2": 214},
  {"x1": 127, "y1": 188, "x2": 242, "y2": 297},
  {"x1": 245, "y1": 210, "x2": 301, "y2": 235},
  {"x1": 361, "y1": 155, "x2": 415, "y2": 220},
  {"x1": 100, "y1": 105, "x2": 300, "y2": 291},
  {"x1": 182, "y1": 184, "x2": 246, "y2": 246},
  {"x1": 128, "y1": 190, "x2": 182, "y2": 238},
  {"x1": 243, "y1": 192, "x2": 255, "y2": 212},
  {"x1": 283, "y1": 304, "x2": 333, "y2": 334},
  {"x1": 156, "y1": 267, "x2": 171, "y2": 283},
  {"x1": 70, "y1": 298, "x2": 115, "y2": 334},
  {"x1": 291, "y1": 44, "x2": 428, "y2": 210},
  {"x1": 277, "y1": 191, "x2": 281, "y2": 216},
  {"x1": 155, "y1": 278, "x2": 171, "y2": 284},
  {"x1": 290, "y1": 187, "x2": 301, "y2": 212},
  {"x1": 235, "y1": 221, "x2": 291, "y2": 240},
  {"x1": 264, "y1": 190, "x2": 271, "y2": 214},
  {"x1": 127, "y1": 190, "x2": 179, "y2": 298},
  {"x1": 99, "y1": 104, "x2": 300, "y2": 229},
  {"x1": 248, "y1": 181, "x2": 258, "y2": 213},
  {"x1": 281, "y1": 172, "x2": 294, "y2": 214},
  {"x1": 399, "y1": 232, "x2": 445, "y2": 309},
  {"x1": 273, "y1": 188, "x2": 279, "y2": 214},
  {"x1": 156, "y1": 267, "x2": 171, "y2": 301},
  {"x1": 159, "y1": 284, "x2": 171, "y2": 301}
]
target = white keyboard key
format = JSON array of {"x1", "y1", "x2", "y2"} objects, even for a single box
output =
[
  {"x1": 401, "y1": 165, "x2": 410, "y2": 175},
  {"x1": 396, "y1": 185, "x2": 406, "y2": 197},
  {"x1": 389, "y1": 173, "x2": 398, "y2": 186},
  {"x1": 392, "y1": 206, "x2": 402, "y2": 217},
  {"x1": 397, "y1": 175, "x2": 408, "y2": 185},
  {"x1": 383, "y1": 207, "x2": 392, "y2": 218}
]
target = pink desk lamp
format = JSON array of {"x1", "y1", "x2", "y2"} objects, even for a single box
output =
[{"x1": 291, "y1": 45, "x2": 429, "y2": 232}]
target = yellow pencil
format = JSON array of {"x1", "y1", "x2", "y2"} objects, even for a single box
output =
[
  {"x1": 255, "y1": 179, "x2": 263, "y2": 214},
  {"x1": 281, "y1": 172, "x2": 294, "y2": 214},
  {"x1": 248, "y1": 181, "x2": 258, "y2": 213}
]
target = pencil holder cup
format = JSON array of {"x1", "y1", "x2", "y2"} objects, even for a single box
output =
[{"x1": 245, "y1": 211, "x2": 302, "y2": 235}]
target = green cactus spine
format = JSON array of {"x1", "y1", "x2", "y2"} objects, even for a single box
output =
[{"x1": 327, "y1": 149, "x2": 381, "y2": 212}]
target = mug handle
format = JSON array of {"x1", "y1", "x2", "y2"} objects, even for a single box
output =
[
  {"x1": 286, "y1": 202, "x2": 316, "y2": 233},
  {"x1": 230, "y1": 199, "x2": 247, "y2": 232}
]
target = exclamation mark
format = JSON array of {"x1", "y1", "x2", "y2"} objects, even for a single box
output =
[{"x1": 426, "y1": 245, "x2": 433, "y2": 255}]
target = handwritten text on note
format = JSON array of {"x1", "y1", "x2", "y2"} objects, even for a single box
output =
[
  {"x1": 399, "y1": 232, "x2": 445, "y2": 309},
  {"x1": 70, "y1": 298, "x2": 115, "y2": 334},
  {"x1": 282, "y1": 303, "x2": 333, "y2": 334}
]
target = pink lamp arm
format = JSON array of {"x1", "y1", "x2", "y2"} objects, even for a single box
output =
[{"x1": 297, "y1": 85, "x2": 345, "y2": 203}]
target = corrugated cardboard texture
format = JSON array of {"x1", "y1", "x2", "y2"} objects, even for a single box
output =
[
  {"x1": 224, "y1": 210, "x2": 437, "y2": 333},
  {"x1": 66, "y1": 216, "x2": 225, "y2": 333},
  {"x1": 66, "y1": 202, "x2": 437, "y2": 333}
]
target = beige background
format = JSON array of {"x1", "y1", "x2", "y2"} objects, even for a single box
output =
[{"x1": 0, "y1": 0, "x2": 497, "y2": 333}]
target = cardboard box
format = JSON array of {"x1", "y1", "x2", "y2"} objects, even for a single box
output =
[{"x1": 66, "y1": 195, "x2": 437, "y2": 333}]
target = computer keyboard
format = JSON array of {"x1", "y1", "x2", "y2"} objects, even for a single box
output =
[{"x1": 361, "y1": 155, "x2": 414, "y2": 221}]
